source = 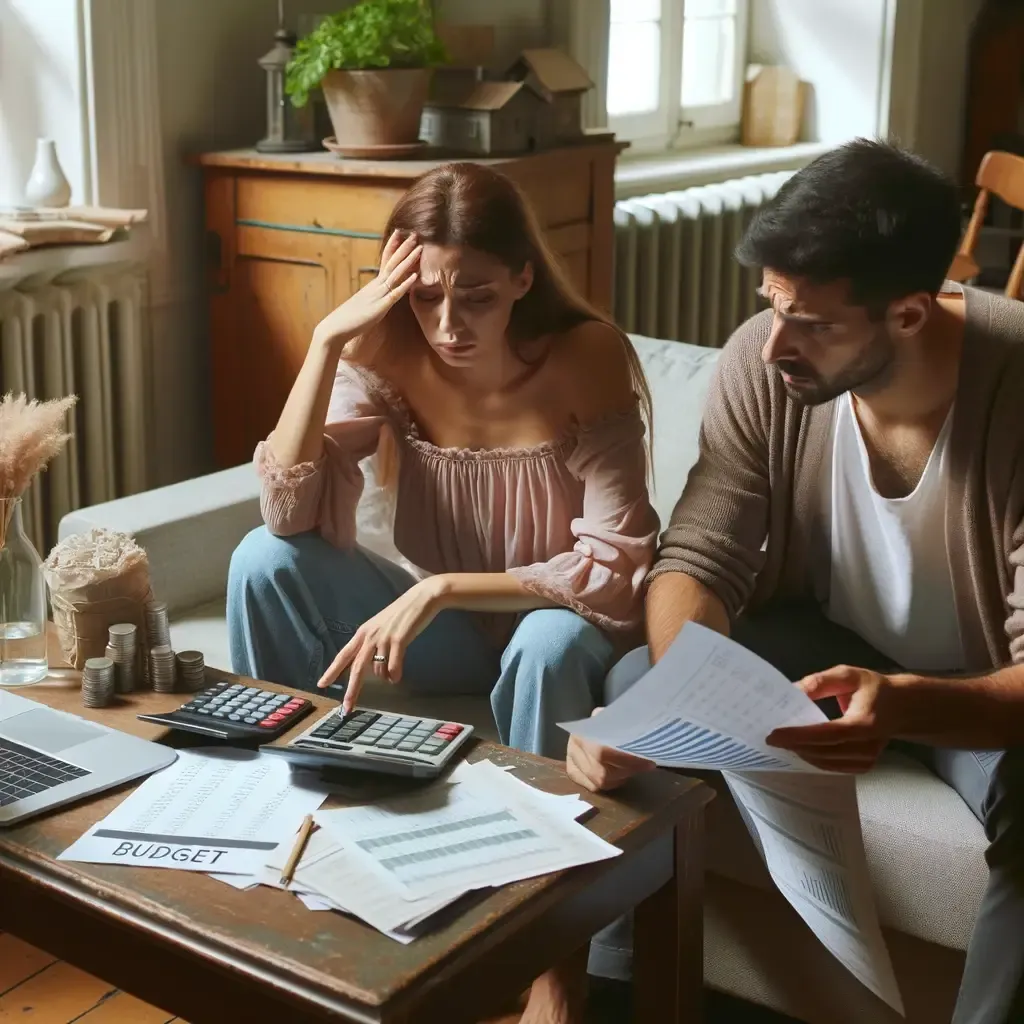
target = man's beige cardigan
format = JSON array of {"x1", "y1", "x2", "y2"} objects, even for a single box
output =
[{"x1": 651, "y1": 286, "x2": 1024, "y2": 670}]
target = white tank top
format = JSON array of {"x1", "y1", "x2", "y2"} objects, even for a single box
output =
[{"x1": 824, "y1": 394, "x2": 964, "y2": 672}]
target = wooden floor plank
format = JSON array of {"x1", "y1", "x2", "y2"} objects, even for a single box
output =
[
  {"x1": 0, "y1": 934, "x2": 58, "y2": 997},
  {"x1": 72, "y1": 990, "x2": 177, "y2": 1024},
  {"x1": 0, "y1": 961, "x2": 115, "y2": 1022}
]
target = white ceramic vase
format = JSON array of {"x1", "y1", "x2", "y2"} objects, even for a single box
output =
[{"x1": 24, "y1": 138, "x2": 72, "y2": 208}]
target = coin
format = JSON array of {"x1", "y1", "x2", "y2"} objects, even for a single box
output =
[
  {"x1": 175, "y1": 650, "x2": 206, "y2": 693},
  {"x1": 149, "y1": 644, "x2": 177, "y2": 693},
  {"x1": 82, "y1": 656, "x2": 115, "y2": 708}
]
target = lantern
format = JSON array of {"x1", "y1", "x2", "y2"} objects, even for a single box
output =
[{"x1": 256, "y1": 0, "x2": 316, "y2": 153}]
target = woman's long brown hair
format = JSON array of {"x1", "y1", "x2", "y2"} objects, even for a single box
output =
[{"x1": 349, "y1": 161, "x2": 653, "y2": 476}]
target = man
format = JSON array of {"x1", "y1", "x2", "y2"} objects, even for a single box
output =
[{"x1": 567, "y1": 140, "x2": 1024, "y2": 1024}]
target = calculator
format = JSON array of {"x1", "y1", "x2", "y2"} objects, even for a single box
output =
[
  {"x1": 261, "y1": 707, "x2": 474, "y2": 778},
  {"x1": 136, "y1": 681, "x2": 313, "y2": 742}
]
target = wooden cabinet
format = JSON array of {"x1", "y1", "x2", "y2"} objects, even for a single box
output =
[{"x1": 197, "y1": 138, "x2": 624, "y2": 469}]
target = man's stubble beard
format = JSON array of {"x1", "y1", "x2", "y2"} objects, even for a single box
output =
[{"x1": 781, "y1": 328, "x2": 896, "y2": 407}]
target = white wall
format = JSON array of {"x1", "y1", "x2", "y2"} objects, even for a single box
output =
[
  {"x1": 0, "y1": 0, "x2": 90, "y2": 206},
  {"x1": 886, "y1": 0, "x2": 985, "y2": 177},
  {"x1": 749, "y1": 0, "x2": 889, "y2": 144},
  {"x1": 438, "y1": 0, "x2": 548, "y2": 67},
  {"x1": 750, "y1": 0, "x2": 985, "y2": 178}
]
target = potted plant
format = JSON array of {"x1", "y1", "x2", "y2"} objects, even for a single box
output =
[{"x1": 286, "y1": 0, "x2": 447, "y2": 150}]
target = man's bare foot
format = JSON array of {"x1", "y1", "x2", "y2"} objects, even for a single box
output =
[{"x1": 518, "y1": 960, "x2": 587, "y2": 1024}]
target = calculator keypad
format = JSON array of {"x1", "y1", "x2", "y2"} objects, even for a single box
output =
[
  {"x1": 176, "y1": 683, "x2": 311, "y2": 736},
  {"x1": 296, "y1": 709, "x2": 464, "y2": 757}
]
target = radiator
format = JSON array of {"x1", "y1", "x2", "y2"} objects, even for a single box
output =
[
  {"x1": 0, "y1": 266, "x2": 150, "y2": 555},
  {"x1": 613, "y1": 170, "x2": 794, "y2": 346}
]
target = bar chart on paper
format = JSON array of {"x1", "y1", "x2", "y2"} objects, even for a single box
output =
[
  {"x1": 619, "y1": 719, "x2": 794, "y2": 770},
  {"x1": 799, "y1": 867, "x2": 855, "y2": 920},
  {"x1": 357, "y1": 808, "x2": 549, "y2": 888}
]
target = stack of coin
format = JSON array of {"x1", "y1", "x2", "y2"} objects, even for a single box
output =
[
  {"x1": 81, "y1": 657, "x2": 115, "y2": 708},
  {"x1": 107, "y1": 623, "x2": 138, "y2": 693},
  {"x1": 145, "y1": 600, "x2": 171, "y2": 650},
  {"x1": 149, "y1": 645, "x2": 177, "y2": 693},
  {"x1": 175, "y1": 650, "x2": 206, "y2": 693}
]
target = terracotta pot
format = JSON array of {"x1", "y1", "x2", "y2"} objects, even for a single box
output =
[{"x1": 321, "y1": 68, "x2": 433, "y2": 147}]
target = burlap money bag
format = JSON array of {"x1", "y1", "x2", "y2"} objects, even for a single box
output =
[{"x1": 44, "y1": 528, "x2": 154, "y2": 671}]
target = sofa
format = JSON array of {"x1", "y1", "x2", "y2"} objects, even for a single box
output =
[{"x1": 58, "y1": 335, "x2": 985, "y2": 1023}]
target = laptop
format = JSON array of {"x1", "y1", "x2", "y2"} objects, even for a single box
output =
[{"x1": 0, "y1": 690, "x2": 177, "y2": 826}]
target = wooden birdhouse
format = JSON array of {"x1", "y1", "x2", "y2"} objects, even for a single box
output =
[
  {"x1": 420, "y1": 81, "x2": 546, "y2": 156},
  {"x1": 506, "y1": 48, "x2": 593, "y2": 147}
]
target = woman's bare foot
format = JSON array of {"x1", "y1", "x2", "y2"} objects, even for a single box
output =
[{"x1": 518, "y1": 959, "x2": 587, "y2": 1024}]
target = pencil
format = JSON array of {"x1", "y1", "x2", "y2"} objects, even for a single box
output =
[{"x1": 279, "y1": 814, "x2": 315, "y2": 887}]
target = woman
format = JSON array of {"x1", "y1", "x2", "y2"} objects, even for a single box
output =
[{"x1": 227, "y1": 161, "x2": 658, "y2": 764}]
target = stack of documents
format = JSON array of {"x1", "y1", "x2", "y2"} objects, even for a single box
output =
[
  {"x1": 58, "y1": 747, "x2": 618, "y2": 943},
  {"x1": 260, "y1": 758, "x2": 619, "y2": 941},
  {"x1": 560, "y1": 622, "x2": 905, "y2": 1017}
]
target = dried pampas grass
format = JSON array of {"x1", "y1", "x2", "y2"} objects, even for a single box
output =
[{"x1": 0, "y1": 392, "x2": 77, "y2": 548}]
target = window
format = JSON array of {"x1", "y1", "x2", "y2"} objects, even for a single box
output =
[{"x1": 606, "y1": 0, "x2": 749, "y2": 151}]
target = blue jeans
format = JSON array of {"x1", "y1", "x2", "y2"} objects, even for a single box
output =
[{"x1": 225, "y1": 527, "x2": 613, "y2": 758}]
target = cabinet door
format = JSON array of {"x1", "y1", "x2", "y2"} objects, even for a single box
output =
[
  {"x1": 232, "y1": 249, "x2": 331, "y2": 455},
  {"x1": 207, "y1": 175, "x2": 352, "y2": 467},
  {"x1": 503, "y1": 145, "x2": 617, "y2": 311},
  {"x1": 350, "y1": 238, "x2": 384, "y2": 295},
  {"x1": 548, "y1": 223, "x2": 592, "y2": 303}
]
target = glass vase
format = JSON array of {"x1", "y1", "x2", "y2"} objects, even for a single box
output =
[{"x1": 0, "y1": 498, "x2": 49, "y2": 686}]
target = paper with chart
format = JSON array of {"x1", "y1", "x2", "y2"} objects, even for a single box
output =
[
  {"x1": 59, "y1": 748, "x2": 329, "y2": 874},
  {"x1": 562, "y1": 621, "x2": 827, "y2": 771},
  {"x1": 559, "y1": 623, "x2": 904, "y2": 1015},
  {"x1": 724, "y1": 770, "x2": 903, "y2": 1014},
  {"x1": 314, "y1": 758, "x2": 616, "y2": 900},
  {"x1": 273, "y1": 759, "x2": 607, "y2": 937}
]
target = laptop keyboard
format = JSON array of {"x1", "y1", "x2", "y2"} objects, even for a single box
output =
[{"x1": 0, "y1": 737, "x2": 90, "y2": 807}]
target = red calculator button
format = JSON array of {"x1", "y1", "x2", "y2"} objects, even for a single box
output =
[
  {"x1": 443, "y1": 723, "x2": 463, "y2": 734},
  {"x1": 285, "y1": 699, "x2": 303, "y2": 708},
  {"x1": 267, "y1": 713, "x2": 286, "y2": 723},
  {"x1": 258, "y1": 719, "x2": 276, "y2": 728}
]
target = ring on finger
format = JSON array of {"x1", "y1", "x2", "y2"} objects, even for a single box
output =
[{"x1": 372, "y1": 652, "x2": 387, "y2": 664}]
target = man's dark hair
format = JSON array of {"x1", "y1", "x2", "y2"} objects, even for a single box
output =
[{"x1": 736, "y1": 139, "x2": 962, "y2": 311}]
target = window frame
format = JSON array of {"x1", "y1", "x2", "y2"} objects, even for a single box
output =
[{"x1": 606, "y1": 0, "x2": 750, "y2": 153}]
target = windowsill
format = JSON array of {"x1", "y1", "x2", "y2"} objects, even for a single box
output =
[{"x1": 614, "y1": 141, "x2": 832, "y2": 199}]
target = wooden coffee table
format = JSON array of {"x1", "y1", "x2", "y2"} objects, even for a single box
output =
[{"x1": 0, "y1": 657, "x2": 712, "y2": 1024}]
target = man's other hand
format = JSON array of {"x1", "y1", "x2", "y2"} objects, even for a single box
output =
[{"x1": 766, "y1": 664, "x2": 905, "y2": 773}]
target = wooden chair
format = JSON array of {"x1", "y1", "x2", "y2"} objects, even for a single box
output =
[{"x1": 949, "y1": 150, "x2": 1024, "y2": 299}]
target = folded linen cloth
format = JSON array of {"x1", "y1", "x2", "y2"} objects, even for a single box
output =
[{"x1": 0, "y1": 205, "x2": 148, "y2": 259}]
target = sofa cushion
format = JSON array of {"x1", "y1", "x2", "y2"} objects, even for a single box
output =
[
  {"x1": 169, "y1": 598, "x2": 233, "y2": 675},
  {"x1": 705, "y1": 874, "x2": 963, "y2": 1024},
  {"x1": 705, "y1": 752, "x2": 989, "y2": 951},
  {"x1": 627, "y1": 334, "x2": 721, "y2": 527},
  {"x1": 58, "y1": 464, "x2": 263, "y2": 615}
]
